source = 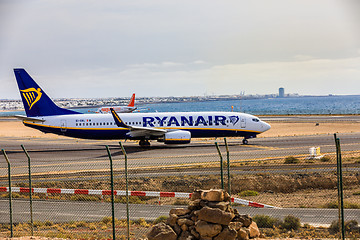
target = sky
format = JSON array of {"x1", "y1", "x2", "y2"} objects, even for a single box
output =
[{"x1": 1, "y1": 0, "x2": 360, "y2": 99}]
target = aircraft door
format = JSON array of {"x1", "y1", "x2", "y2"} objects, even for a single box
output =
[
  {"x1": 60, "y1": 120, "x2": 67, "y2": 133},
  {"x1": 240, "y1": 117, "x2": 246, "y2": 128}
]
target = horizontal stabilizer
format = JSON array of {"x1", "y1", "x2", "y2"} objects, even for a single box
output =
[{"x1": 15, "y1": 115, "x2": 45, "y2": 122}]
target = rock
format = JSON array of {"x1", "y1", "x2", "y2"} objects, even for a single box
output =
[
  {"x1": 170, "y1": 208, "x2": 191, "y2": 216},
  {"x1": 196, "y1": 206, "x2": 235, "y2": 225},
  {"x1": 177, "y1": 218, "x2": 194, "y2": 226},
  {"x1": 147, "y1": 222, "x2": 177, "y2": 240},
  {"x1": 238, "y1": 214, "x2": 252, "y2": 227},
  {"x1": 195, "y1": 220, "x2": 222, "y2": 238},
  {"x1": 248, "y1": 221, "x2": 260, "y2": 238},
  {"x1": 147, "y1": 189, "x2": 261, "y2": 240},
  {"x1": 188, "y1": 199, "x2": 202, "y2": 211},
  {"x1": 206, "y1": 201, "x2": 229, "y2": 211},
  {"x1": 181, "y1": 223, "x2": 188, "y2": 232},
  {"x1": 190, "y1": 190, "x2": 202, "y2": 201},
  {"x1": 201, "y1": 189, "x2": 225, "y2": 202},
  {"x1": 223, "y1": 191, "x2": 231, "y2": 202},
  {"x1": 214, "y1": 226, "x2": 237, "y2": 240},
  {"x1": 237, "y1": 228, "x2": 249, "y2": 240},
  {"x1": 172, "y1": 224, "x2": 181, "y2": 235},
  {"x1": 178, "y1": 231, "x2": 195, "y2": 240},
  {"x1": 190, "y1": 228, "x2": 200, "y2": 239},
  {"x1": 229, "y1": 221, "x2": 243, "y2": 231},
  {"x1": 167, "y1": 214, "x2": 178, "y2": 226}
]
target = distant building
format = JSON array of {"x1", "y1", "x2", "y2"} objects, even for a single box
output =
[{"x1": 279, "y1": 88, "x2": 285, "y2": 98}]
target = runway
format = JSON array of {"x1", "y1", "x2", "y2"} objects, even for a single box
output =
[
  {"x1": 1, "y1": 199, "x2": 359, "y2": 226},
  {"x1": 1, "y1": 132, "x2": 360, "y2": 180}
]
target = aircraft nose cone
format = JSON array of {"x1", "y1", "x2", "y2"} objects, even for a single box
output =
[{"x1": 262, "y1": 121, "x2": 271, "y2": 132}]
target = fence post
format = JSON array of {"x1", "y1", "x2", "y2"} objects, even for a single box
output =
[
  {"x1": 119, "y1": 142, "x2": 130, "y2": 240},
  {"x1": 2, "y1": 149, "x2": 13, "y2": 238},
  {"x1": 334, "y1": 134, "x2": 345, "y2": 240},
  {"x1": 21, "y1": 145, "x2": 34, "y2": 236},
  {"x1": 105, "y1": 146, "x2": 116, "y2": 240},
  {"x1": 224, "y1": 138, "x2": 231, "y2": 198},
  {"x1": 215, "y1": 142, "x2": 224, "y2": 190}
]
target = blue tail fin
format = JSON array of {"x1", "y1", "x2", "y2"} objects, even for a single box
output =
[{"x1": 14, "y1": 69, "x2": 80, "y2": 117}]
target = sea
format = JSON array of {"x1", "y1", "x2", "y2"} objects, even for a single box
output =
[{"x1": 1, "y1": 95, "x2": 360, "y2": 117}]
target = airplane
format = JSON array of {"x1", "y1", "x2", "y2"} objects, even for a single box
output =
[
  {"x1": 13, "y1": 69, "x2": 271, "y2": 146},
  {"x1": 96, "y1": 93, "x2": 137, "y2": 113}
]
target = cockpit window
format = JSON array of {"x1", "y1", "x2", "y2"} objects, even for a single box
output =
[{"x1": 252, "y1": 118, "x2": 260, "y2": 122}]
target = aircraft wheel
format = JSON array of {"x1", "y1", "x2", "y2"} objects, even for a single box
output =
[
  {"x1": 242, "y1": 139, "x2": 248, "y2": 145},
  {"x1": 139, "y1": 139, "x2": 151, "y2": 147}
]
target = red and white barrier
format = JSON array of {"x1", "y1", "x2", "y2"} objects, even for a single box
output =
[{"x1": 0, "y1": 187, "x2": 277, "y2": 208}]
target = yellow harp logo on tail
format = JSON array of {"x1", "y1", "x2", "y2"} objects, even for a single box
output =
[{"x1": 20, "y1": 88, "x2": 42, "y2": 110}]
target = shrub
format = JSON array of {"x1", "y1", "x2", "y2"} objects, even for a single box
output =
[
  {"x1": 320, "y1": 156, "x2": 331, "y2": 162},
  {"x1": 253, "y1": 215, "x2": 281, "y2": 228},
  {"x1": 329, "y1": 220, "x2": 359, "y2": 233},
  {"x1": 239, "y1": 190, "x2": 259, "y2": 197},
  {"x1": 153, "y1": 216, "x2": 168, "y2": 224},
  {"x1": 110, "y1": 196, "x2": 146, "y2": 204},
  {"x1": 70, "y1": 195, "x2": 100, "y2": 202},
  {"x1": 353, "y1": 191, "x2": 360, "y2": 196},
  {"x1": 284, "y1": 156, "x2": 300, "y2": 164},
  {"x1": 101, "y1": 216, "x2": 112, "y2": 224},
  {"x1": 75, "y1": 221, "x2": 88, "y2": 228},
  {"x1": 44, "y1": 221, "x2": 54, "y2": 227},
  {"x1": 134, "y1": 218, "x2": 150, "y2": 227},
  {"x1": 281, "y1": 215, "x2": 301, "y2": 231},
  {"x1": 324, "y1": 201, "x2": 360, "y2": 209},
  {"x1": 173, "y1": 199, "x2": 188, "y2": 205},
  {"x1": 89, "y1": 224, "x2": 97, "y2": 230}
]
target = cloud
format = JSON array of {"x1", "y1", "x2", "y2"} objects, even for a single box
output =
[{"x1": 45, "y1": 56, "x2": 359, "y2": 97}]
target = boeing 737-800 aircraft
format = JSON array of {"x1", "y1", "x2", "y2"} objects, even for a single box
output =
[{"x1": 14, "y1": 69, "x2": 270, "y2": 146}]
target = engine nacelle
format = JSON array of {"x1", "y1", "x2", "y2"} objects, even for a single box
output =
[{"x1": 164, "y1": 130, "x2": 191, "y2": 144}]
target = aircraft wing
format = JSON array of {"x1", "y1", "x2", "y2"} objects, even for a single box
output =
[
  {"x1": 15, "y1": 115, "x2": 45, "y2": 122},
  {"x1": 110, "y1": 108, "x2": 166, "y2": 137}
]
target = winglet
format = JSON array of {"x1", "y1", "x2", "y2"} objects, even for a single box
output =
[
  {"x1": 110, "y1": 108, "x2": 129, "y2": 128},
  {"x1": 127, "y1": 93, "x2": 135, "y2": 107}
]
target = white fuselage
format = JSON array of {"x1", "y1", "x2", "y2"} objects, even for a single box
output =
[{"x1": 23, "y1": 111, "x2": 270, "y2": 141}]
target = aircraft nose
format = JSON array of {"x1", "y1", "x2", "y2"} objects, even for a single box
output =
[{"x1": 262, "y1": 121, "x2": 271, "y2": 132}]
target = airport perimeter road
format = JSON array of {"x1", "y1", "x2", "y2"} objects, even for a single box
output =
[
  {"x1": 0, "y1": 199, "x2": 359, "y2": 226},
  {"x1": 0, "y1": 133, "x2": 360, "y2": 179}
]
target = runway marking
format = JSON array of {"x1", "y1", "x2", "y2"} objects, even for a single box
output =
[{"x1": 240, "y1": 145, "x2": 281, "y2": 150}]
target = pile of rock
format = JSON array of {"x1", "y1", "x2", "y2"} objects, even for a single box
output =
[{"x1": 147, "y1": 189, "x2": 261, "y2": 240}]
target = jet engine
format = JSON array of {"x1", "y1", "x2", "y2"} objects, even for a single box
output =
[{"x1": 163, "y1": 130, "x2": 191, "y2": 144}]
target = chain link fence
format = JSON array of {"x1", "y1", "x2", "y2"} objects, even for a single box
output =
[{"x1": 0, "y1": 135, "x2": 359, "y2": 239}]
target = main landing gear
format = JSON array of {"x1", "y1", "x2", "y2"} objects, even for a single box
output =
[
  {"x1": 242, "y1": 139, "x2": 249, "y2": 145},
  {"x1": 139, "y1": 139, "x2": 151, "y2": 147}
]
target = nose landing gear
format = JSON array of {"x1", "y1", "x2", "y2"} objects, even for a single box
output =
[{"x1": 242, "y1": 139, "x2": 249, "y2": 145}]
